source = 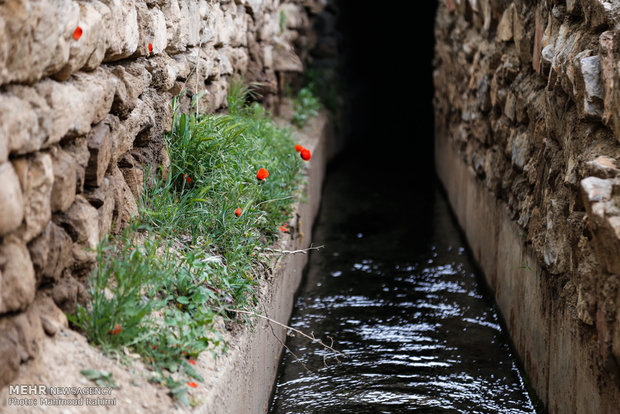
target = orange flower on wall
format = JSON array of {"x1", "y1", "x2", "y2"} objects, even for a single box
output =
[
  {"x1": 148, "y1": 43, "x2": 153, "y2": 53},
  {"x1": 295, "y1": 144, "x2": 304, "y2": 152},
  {"x1": 73, "y1": 26, "x2": 83, "y2": 40}
]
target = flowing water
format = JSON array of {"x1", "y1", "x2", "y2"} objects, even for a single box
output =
[{"x1": 269, "y1": 153, "x2": 540, "y2": 413}]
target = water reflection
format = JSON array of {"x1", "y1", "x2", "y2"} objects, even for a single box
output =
[{"x1": 269, "y1": 157, "x2": 538, "y2": 413}]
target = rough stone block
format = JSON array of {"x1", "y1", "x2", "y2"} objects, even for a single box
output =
[
  {"x1": 209, "y1": 2, "x2": 235, "y2": 47},
  {"x1": 279, "y1": 4, "x2": 309, "y2": 30},
  {"x1": 121, "y1": 166, "x2": 144, "y2": 200},
  {"x1": 85, "y1": 177, "x2": 116, "y2": 236},
  {"x1": 581, "y1": 177, "x2": 620, "y2": 274},
  {"x1": 27, "y1": 221, "x2": 73, "y2": 285},
  {"x1": 12, "y1": 153, "x2": 54, "y2": 243},
  {"x1": 258, "y1": 9, "x2": 277, "y2": 41},
  {"x1": 34, "y1": 294, "x2": 68, "y2": 337},
  {"x1": 135, "y1": 3, "x2": 168, "y2": 57},
  {"x1": 109, "y1": 63, "x2": 151, "y2": 119},
  {"x1": 84, "y1": 1, "x2": 112, "y2": 71},
  {"x1": 71, "y1": 68, "x2": 118, "y2": 126},
  {"x1": 122, "y1": 96, "x2": 156, "y2": 147},
  {"x1": 85, "y1": 122, "x2": 112, "y2": 187},
  {"x1": 162, "y1": 0, "x2": 187, "y2": 54},
  {"x1": 143, "y1": 55, "x2": 178, "y2": 92},
  {"x1": 273, "y1": 47, "x2": 303, "y2": 72},
  {"x1": 223, "y1": 47, "x2": 249, "y2": 75},
  {"x1": 599, "y1": 31, "x2": 615, "y2": 123},
  {"x1": 197, "y1": 0, "x2": 213, "y2": 45},
  {"x1": 579, "y1": 55, "x2": 603, "y2": 119},
  {"x1": 180, "y1": 0, "x2": 201, "y2": 47},
  {"x1": 53, "y1": 2, "x2": 106, "y2": 81},
  {"x1": 582, "y1": 176, "x2": 613, "y2": 203},
  {"x1": 109, "y1": 165, "x2": 138, "y2": 234},
  {"x1": 0, "y1": 236, "x2": 36, "y2": 314},
  {"x1": 51, "y1": 148, "x2": 77, "y2": 213},
  {"x1": 0, "y1": 163, "x2": 24, "y2": 237},
  {"x1": 53, "y1": 195, "x2": 100, "y2": 268},
  {"x1": 101, "y1": 0, "x2": 140, "y2": 62},
  {"x1": 0, "y1": 0, "x2": 79, "y2": 86},
  {"x1": 586, "y1": 156, "x2": 619, "y2": 179},
  {"x1": 532, "y1": 6, "x2": 543, "y2": 73},
  {"x1": 511, "y1": 132, "x2": 529, "y2": 171},
  {"x1": 62, "y1": 136, "x2": 90, "y2": 194},
  {"x1": 0, "y1": 89, "x2": 49, "y2": 156},
  {"x1": 34, "y1": 80, "x2": 82, "y2": 143},
  {"x1": 512, "y1": 6, "x2": 531, "y2": 66},
  {"x1": 51, "y1": 273, "x2": 80, "y2": 314},
  {"x1": 98, "y1": 178, "x2": 116, "y2": 236},
  {"x1": 0, "y1": 305, "x2": 43, "y2": 388},
  {"x1": 205, "y1": 79, "x2": 229, "y2": 112}
]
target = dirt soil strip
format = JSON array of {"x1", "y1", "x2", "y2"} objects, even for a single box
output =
[{"x1": 0, "y1": 111, "x2": 333, "y2": 414}]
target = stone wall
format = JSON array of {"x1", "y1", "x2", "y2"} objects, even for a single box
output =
[
  {"x1": 434, "y1": 0, "x2": 620, "y2": 411},
  {"x1": 0, "y1": 0, "x2": 331, "y2": 389}
]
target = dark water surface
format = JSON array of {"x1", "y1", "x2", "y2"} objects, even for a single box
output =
[{"x1": 269, "y1": 154, "x2": 538, "y2": 413}]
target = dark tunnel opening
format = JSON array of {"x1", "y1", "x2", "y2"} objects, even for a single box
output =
[{"x1": 337, "y1": 1, "x2": 439, "y2": 177}]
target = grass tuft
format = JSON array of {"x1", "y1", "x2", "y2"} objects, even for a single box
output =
[
  {"x1": 70, "y1": 82, "x2": 305, "y2": 404},
  {"x1": 292, "y1": 86, "x2": 320, "y2": 128}
]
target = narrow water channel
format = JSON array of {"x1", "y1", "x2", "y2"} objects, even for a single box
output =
[{"x1": 269, "y1": 151, "x2": 540, "y2": 413}]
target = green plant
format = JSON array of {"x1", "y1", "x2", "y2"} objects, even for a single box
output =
[
  {"x1": 279, "y1": 10, "x2": 287, "y2": 34},
  {"x1": 71, "y1": 82, "x2": 305, "y2": 405},
  {"x1": 69, "y1": 225, "x2": 167, "y2": 352},
  {"x1": 303, "y1": 69, "x2": 340, "y2": 113},
  {"x1": 81, "y1": 369, "x2": 120, "y2": 389},
  {"x1": 292, "y1": 86, "x2": 320, "y2": 128},
  {"x1": 142, "y1": 85, "x2": 302, "y2": 300}
]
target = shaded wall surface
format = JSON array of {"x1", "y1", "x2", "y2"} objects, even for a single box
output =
[
  {"x1": 0, "y1": 0, "x2": 336, "y2": 388},
  {"x1": 434, "y1": 0, "x2": 620, "y2": 412}
]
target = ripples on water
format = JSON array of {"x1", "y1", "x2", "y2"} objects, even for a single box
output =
[{"x1": 269, "y1": 156, "x2": 539, "y2": 413}]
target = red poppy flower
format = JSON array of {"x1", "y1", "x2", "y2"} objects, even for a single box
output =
[
  {"x1": 187, "y1": 382, "x2": 198, "y2": 388},
  {"x1": 73, "y1": 26, "x2": 83, "y2": 40},
  {"x1": 300, "y1": 148, "x2": 311, "y2": 161},
  {"x1": 111, "y1": 324, "x2": 122, "y2": 335},
  {"x1": 295, "y1": 144, "x2": 304, "y2": 152},
  {"x1": 183, "y1": 174, "x2": 190, "y2": 183},
  {"x1": 189, "y1": 359, "x2": 196, "y2": 365},
  {"x1": 256, "y1": 168, "x2": 269, "y2": 180},
  {"x1": 148, "y1": 43, "x2": 153, "y2": 53},
  {"x1": 235, "y1": 208, "x2": 242, "y2": 217},
  {"x1": 279, "y1": 225, "x2": 288, "y2": 232}
]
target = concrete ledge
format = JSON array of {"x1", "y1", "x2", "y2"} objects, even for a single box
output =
[{"x1": 435, "y1": 132, "x2": 620, "y2": 413}]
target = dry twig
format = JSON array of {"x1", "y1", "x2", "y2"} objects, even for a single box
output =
[
  {"x1": 225, "y1": 308, "x2": 345, "y2": 361},
  {"x1": 262, "y1": 244, "x2": 325, "y2": 255}
]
